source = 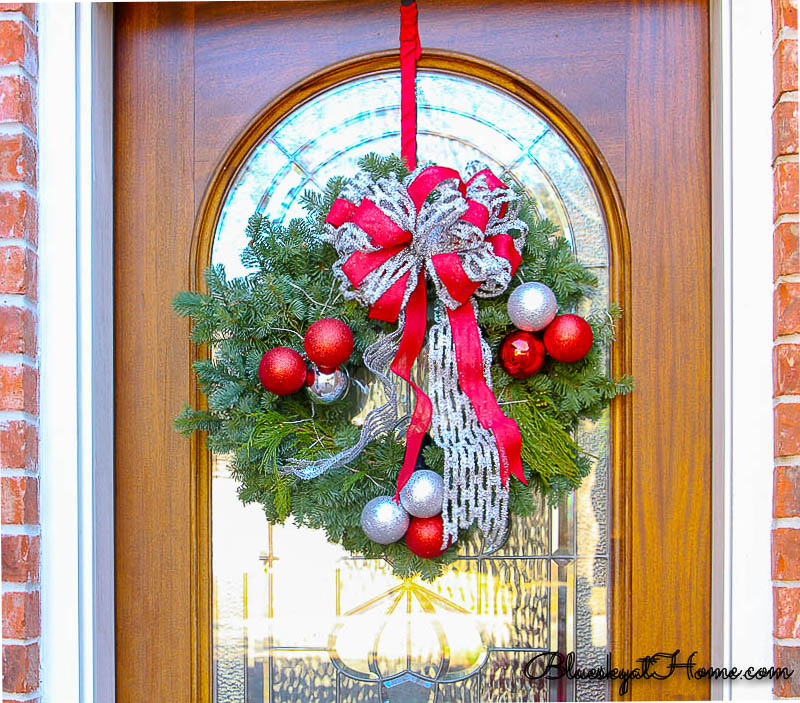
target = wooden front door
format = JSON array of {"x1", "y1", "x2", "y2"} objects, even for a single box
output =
[{"x1": 114, "y1": 2, "x2": 710, "y2": 701}]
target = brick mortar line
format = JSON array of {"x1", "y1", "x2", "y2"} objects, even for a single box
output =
[
  {"x1": 0, "y1": 354, "x2": 38, "y2": 369},
  {"x1": 1, "y1": 636, "x2": 40, "y2": 646},
  {"x1": 0, "y1": 10, "x2": 36, "y2": 34},
  {"x1": 774, "y1": 334, "x2": 800, "y2": 345},
  {"x1": 0, "y1": 122, "x2": 36, "y2": 141},
  {"x1": 1, "y1": 524, "x2": 41, "y2": 536},
  {"x1": 774, "y1": 637, "x2": 800, "y2": 646},
  {"x1": 0, "y1": 181, "x2": 37, "y2": 199},
  {"x1": 0, "y1": 295, "x2": 38, "y2": 313},
  {"x1": 0, "y1": 237, "x2": 37, "y2": 254},
  {"x1": 1, "y1": 470, "x2": 38, "y2": 478},
  {"x1": 1, "y1": 694, "x2": 42, "y2": 703},
  {"x1": 0, "y1": 410, "x2": 38, "y2": 423},
  {"x1": 774, "y1": 27, "x2": 799, "y2": 52},
  {"x1": 774, "y1": 581, "x2": 800, "y2": 588},
  {"x1": 776, "y1": 213, "x2": 800, "y2": 226},
  {"x1": 0, "y1": 65, "x2": 36, "y2": 86},
  {"x1": 774, "y1": 517, "x2": 800, "y2": 528},
  {"x1": 774, "y1": 154, "x2": 800, "y2": 166},
  {"x1": 776, "y1": 460, "x2": 800, "y2": 468},
  {"x1": 775, "y1": 274, "x2": 800, "y2": 284},
  {"x1": 1, "y1": 583, "x2": 39, "y2": 595},
  {"x1": 774, "y1": 396, "x2": 800, "y2": 406},
  {"x1": 774, "y1": 91, "x2": 800, "y2": 108}
]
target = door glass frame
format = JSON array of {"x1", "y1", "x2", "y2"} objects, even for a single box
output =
[{"x1": 189, "y1": 49, "x2": 633, "y2": 702}]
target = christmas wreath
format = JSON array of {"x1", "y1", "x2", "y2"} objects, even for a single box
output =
[
  {"x1": 173, "y1": 153, "x2": 632, "y2": 581},
  {"x1": 174, "y1": 1, "x2": 631, "y2": 581}
]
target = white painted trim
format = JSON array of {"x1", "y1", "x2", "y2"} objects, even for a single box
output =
[
  {"x1": 39, "y1": 3, "x2": 114, "y2": 702},
  {"x1": 710, "y1": 1, "x2": 731, "y2": 698},
  {"x1": 711, "y1": 0, "x2": 775, "y2": 699},
  {"x1": 84, "y1": 5, "x2": 115, "y2": 701},
  {"x1": 39, "y1": 3, "x2": 80, "y2": 700}
]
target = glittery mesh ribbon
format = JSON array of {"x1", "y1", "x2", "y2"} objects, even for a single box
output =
[
  {"x1": 285, "y1": 162, "x2": 528, "y2": 548},
  {"x1": 428, "y1": 302, "x2": 510, "y2": 547}
]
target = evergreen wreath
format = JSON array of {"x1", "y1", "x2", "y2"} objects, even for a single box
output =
[{"x1": 173, "y1": 154, "x2": 633, "y2": 581}]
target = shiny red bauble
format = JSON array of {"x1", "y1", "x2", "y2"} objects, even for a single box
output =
[
  {"x1": 405, "y1": 514, "x2": 448, "y2": 559},
  {"x1": 500, "y1": 330, "x2": 546, "y2": 378},
  {"x1": 258, "y1": 347, "x2": 307, "y2": 395},
  {"x1": 304, "y1": 318, "x2": 354, "y2": 373},
  {"x1": 543, "y1": 314, "x2": 594, "y2": 363}
]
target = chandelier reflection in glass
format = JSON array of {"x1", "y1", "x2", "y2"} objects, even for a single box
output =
[{"x1": 329, "y1": 578, "x2": 487, "y2": 701}]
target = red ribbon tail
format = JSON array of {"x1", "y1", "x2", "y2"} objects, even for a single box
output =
[
  {"x1": 390, "y1": 272, "x2": 433, "y2": 500},
  {"x1": 446, "y1": 302, "x2": 526, "y2": 486}
]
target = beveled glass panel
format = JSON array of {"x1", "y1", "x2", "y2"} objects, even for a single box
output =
[
  {"x1": 482, "y1": 651, "x2": 551, "y2": 702},
  {"x1": 210, "y1": 70, "x2": 611, "y2": 702}
]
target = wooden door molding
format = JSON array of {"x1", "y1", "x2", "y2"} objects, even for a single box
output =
[{"x1": 190, "y1": 48, "x2": 634, "y2": 701}]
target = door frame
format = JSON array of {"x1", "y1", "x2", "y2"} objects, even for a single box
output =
[{"x1": 35, "y1": 1, "x2": 774, "y2": 700}]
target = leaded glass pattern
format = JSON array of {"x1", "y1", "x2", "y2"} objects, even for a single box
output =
[{"x1": 210, "y1": 70, "x2": 611, "y2": 702}]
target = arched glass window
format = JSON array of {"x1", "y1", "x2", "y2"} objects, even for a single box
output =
[{"x1": 211, "y1": 70, "x2": 611, "y2": 703}]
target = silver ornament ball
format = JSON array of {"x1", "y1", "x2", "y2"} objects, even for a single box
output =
[
  {"x1": 305, "y1": 364, "x2": 349, "y2": 404},
  {"x1": 507, "y1": 282, "x2": 558, "y2": 332},
  {"x1": 399, "y1": 469, "x2": 444, "y2": 518},
  {"x1": 360, "y1": 496, "x2": 410, "y2": 544}
]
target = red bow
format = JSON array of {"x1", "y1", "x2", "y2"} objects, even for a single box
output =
[{"x1": 326, "y1": 166, "x2": 526, "y2": 498}]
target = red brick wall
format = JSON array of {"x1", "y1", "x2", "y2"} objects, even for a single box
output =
[
  {"x1": 773, "y1": 0, "x2": 800, "y2": 696},
  {"x1": 0, "y1": 2, "x2": 39, "y2": 700}
]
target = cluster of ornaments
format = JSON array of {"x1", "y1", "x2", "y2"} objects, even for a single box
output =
[
  {"x1": 257, "y1": 318, "x2": 354, "y2": 403},
  {"x1": 500, "y1": 281, "x2": 594, "y2": 378},
  {"x1": 360, "y1": 439, "x2": 451, "y2": 559},
  {"x1": 259, "y1": 286, "x2": 592, "y2": 558}
]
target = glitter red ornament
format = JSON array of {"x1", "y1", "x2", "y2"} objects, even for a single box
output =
[
  {"x1": 405, "y1": 514, "x2": 449, "y2": 559},
  {"x1": 543, "y1": 314, "x2": 594, "y2": 363},
  {"x1": 304, "y1": 318, "x2": 354, "y2": 373},
  {"x1": 500, "y1": 330, "x2": 546, "y2": 378},
  {"x1": 258, "y1": 347, "x2": 307, "y2": 395}
]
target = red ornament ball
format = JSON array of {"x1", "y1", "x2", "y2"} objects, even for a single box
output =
[
  {"x1": 543, "y1": 314, "x2": 594, "y2": 363},
  {"x1": 500, "y1": 330, "x2": 546, "y2": 378},
  {"x1": 405, "y1": 514, "x2": 449, "y2": 559},
  {"x1": 304, "y1": 318, "x2": 354, "y2": 373},
  {"x1": 258, "y1": 347, "x2": 307, "y2": 396}
]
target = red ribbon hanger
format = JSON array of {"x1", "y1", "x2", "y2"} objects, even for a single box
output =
[{"x1": 400, "y1": 0, "x2": 422, "y2": 171}]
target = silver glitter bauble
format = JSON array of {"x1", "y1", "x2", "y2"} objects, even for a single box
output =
[
  {"x1": 507, "y1": 282, "x2": 558, "y2": 332},
  {"x1": 360, "y1": 496, "x2": 410, "y2": 544},
  {"x1": 305, "y1": 365, "x2": 349, "y2": 404},
  {"x1": 399, "y1": 469, "x2": 444, "y2": 518}
]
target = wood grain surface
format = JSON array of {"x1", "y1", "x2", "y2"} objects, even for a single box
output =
[
  {"x1": 114, "y1": 4, "x2": 196, "y2": 700},
  {"x1": 625, "y1": 2, "x2": 711, "y2": 699},
  {"x1": 114, "y1": 1, "x2": 711, "y2": 700}
]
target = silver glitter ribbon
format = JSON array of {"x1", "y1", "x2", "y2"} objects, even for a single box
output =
[
  {"x1": 285, "y1": 162, "x2": 528, "y2": 549},
  {"x1": 428, "y1": 302, "x2": 509, "y2": 547}
]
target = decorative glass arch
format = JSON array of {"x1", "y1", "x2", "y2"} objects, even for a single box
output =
[{"x1": 208, "y1": 68, "x2": 615, "y2": 703}]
